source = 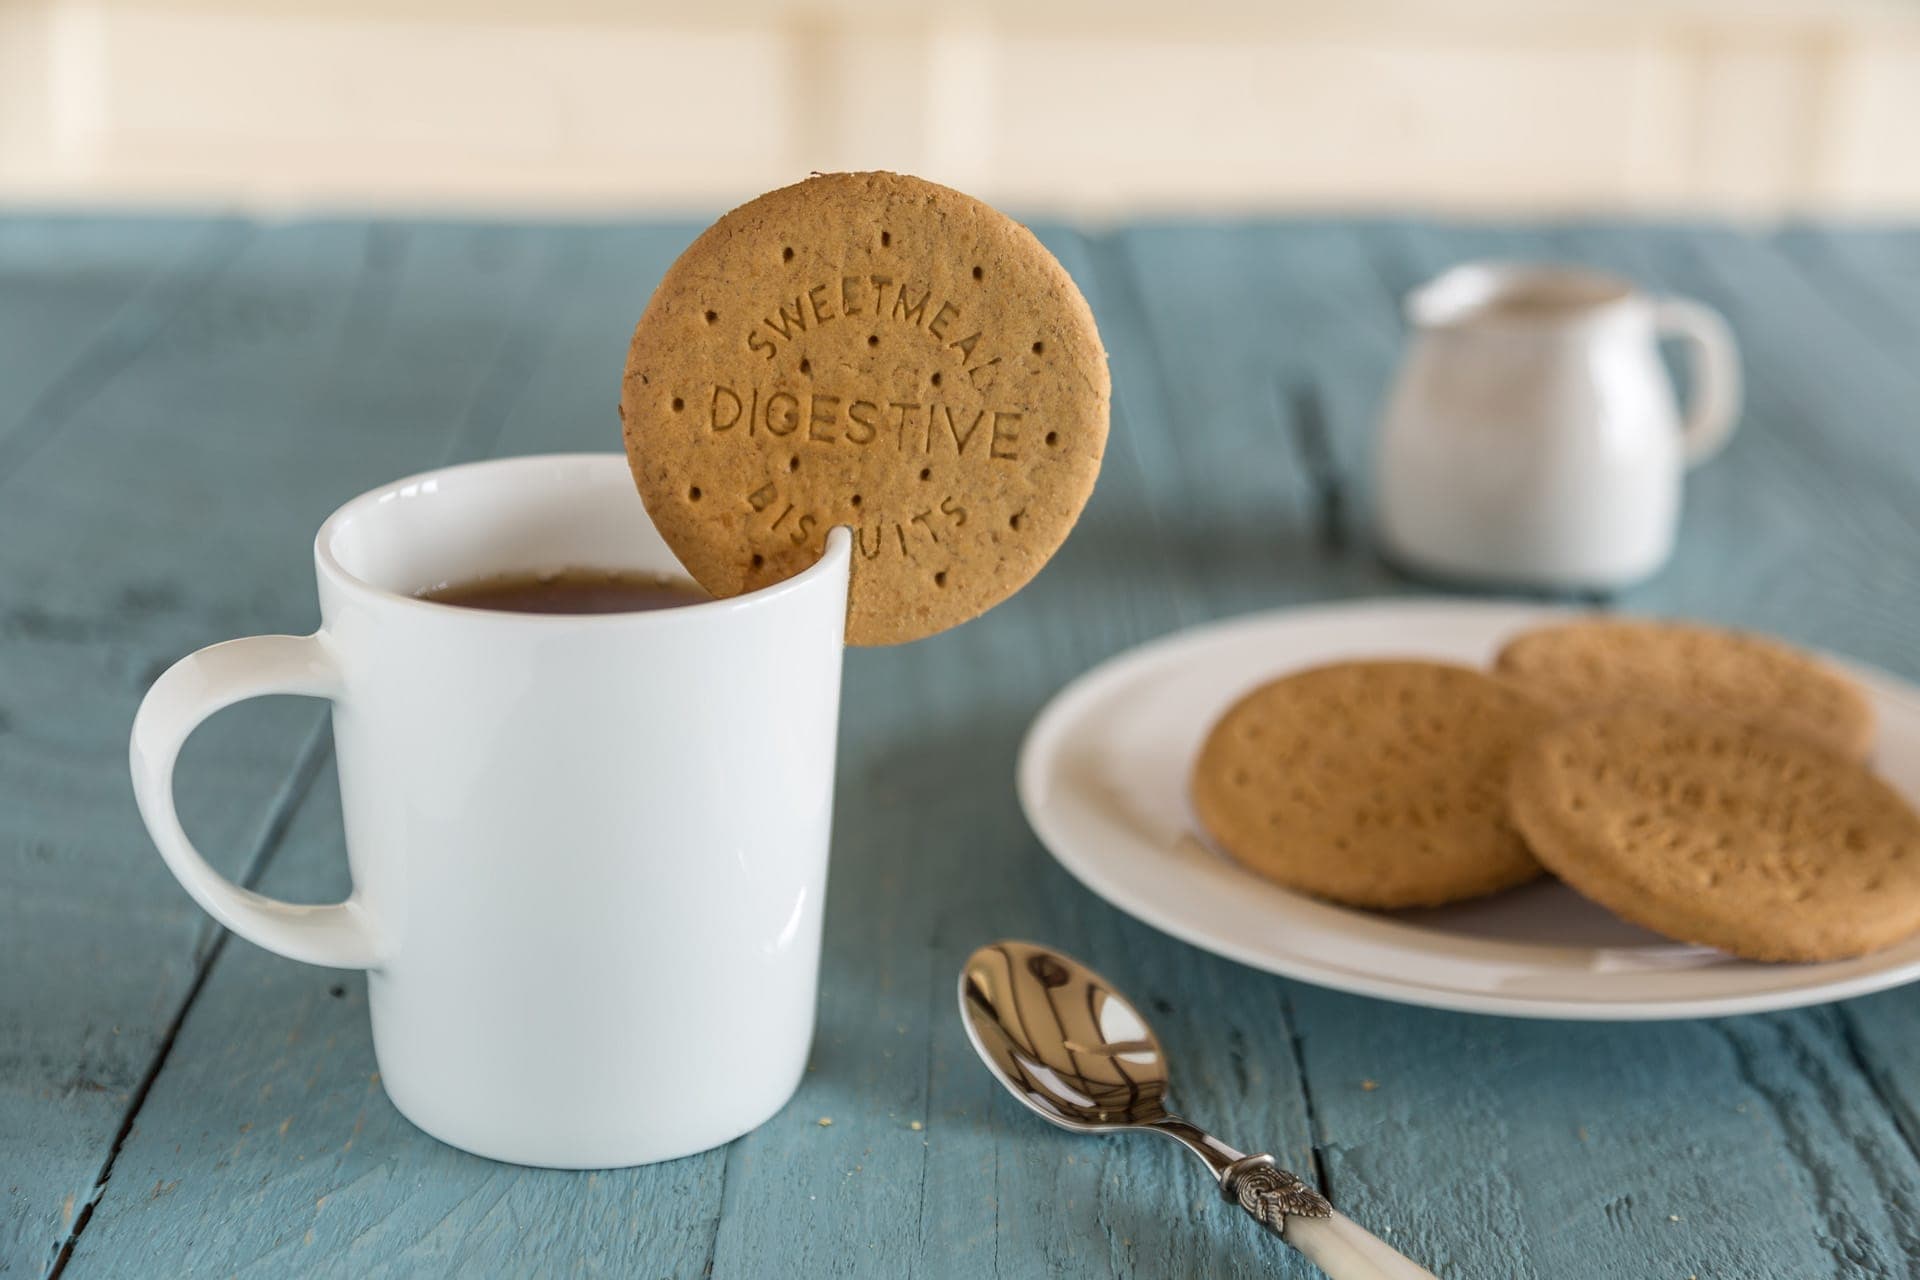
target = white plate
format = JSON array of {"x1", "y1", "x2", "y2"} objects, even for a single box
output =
[{"x1": 1017, "y1": 599, "x2": 1920, "y2": 1020}]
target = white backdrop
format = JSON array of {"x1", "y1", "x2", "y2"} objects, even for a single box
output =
[{"x1": 3, "y1": 0, "x2": 1918, "y2": 217}]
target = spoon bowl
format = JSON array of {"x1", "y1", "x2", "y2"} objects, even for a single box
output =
[
  {"x1": 959, "y1": 941, "x2": 1438, "y2": 1280},
  {"x1": 959, "y1": 940, "x2": 1172, "y2": 1131}
]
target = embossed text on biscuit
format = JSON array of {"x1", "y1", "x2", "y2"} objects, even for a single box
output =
[
  {"x1": 743, "y1": 275, "x2": 1005, "y2": 387},
  {"x1": 707, "y1": 386, "x2": 1025, "y2": 462}
]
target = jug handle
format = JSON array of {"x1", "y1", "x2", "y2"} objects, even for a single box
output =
[{"x1": 1654, "y1": 296, "x2": 1742, "y2": 468}]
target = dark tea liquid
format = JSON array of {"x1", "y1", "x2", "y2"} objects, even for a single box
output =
[{"x1": 419, "y1": 567, "x2": 710, "y2": 615}]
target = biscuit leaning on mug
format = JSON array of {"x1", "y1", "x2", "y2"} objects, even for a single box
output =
[
  {"x1": 1494, "y1": 617, "x2": 1874, "y2": 761},
  {"x1": 1509, "y1": 706, "x2": 1920, "y2": 962},
  {"x1": 1190, "y1": 661, "x2": 1556, "y2": 909},
  {"x1": 621, "y1": 171, "x2": 1110, "y2": 646}
]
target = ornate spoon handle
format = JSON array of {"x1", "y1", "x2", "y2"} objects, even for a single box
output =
[
  {"x1": 1222, "y1": 1155, "x2": 1439, "y2": 1280},
  {"x1": 1222, "y1": 1153, "x2": 1333, "y2": 1226}
]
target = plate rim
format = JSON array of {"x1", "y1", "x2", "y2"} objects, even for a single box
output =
[{"x1": 1016, "y1": 597, "x2": 1920, "y2": 1021}]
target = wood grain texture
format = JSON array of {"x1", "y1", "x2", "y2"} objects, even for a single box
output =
[
  {"x1": 0, "y1": 217, "x2": 244, "y2": 469},
  {"x1": 55, "y1": 222, "x2": 732, "y2": 1280},
  {"x1": 0, "y1": 218, "x2": 575, "y2": 1275},
  {"x1": 0, "y1": 215, "x2": 249, "y2": 1275},
  {"x1": 55, "y1": 224, "x2": 1325, "y2": 1280},
  {"x1": 2, "y1": 215, "x2": 1917, "y2": 1279},
  {"x1": 1766, "y1": 228, "x2": 1920, "y2": 1235},
  {"x1": 1227, "y1": 219, "x2": 1920, "y2": 1278}
]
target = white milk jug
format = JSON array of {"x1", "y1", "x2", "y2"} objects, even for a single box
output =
[{"x1": 1375, "y1": 261, "x2": 1740, "y2": 591}]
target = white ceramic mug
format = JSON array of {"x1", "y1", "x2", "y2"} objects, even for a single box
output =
[
  {"x1": 130, "y1": 454, "x2": 851, "y2": 1167},
  {"x1": 1374, "y1": 261, "x2": 1741, "y2": 591}
]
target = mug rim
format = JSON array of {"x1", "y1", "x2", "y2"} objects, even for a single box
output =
[{"x1": 314, "y1": 452, "x2": 851, "y2": 627}]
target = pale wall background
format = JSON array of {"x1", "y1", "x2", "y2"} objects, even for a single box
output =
[{"x1": 3, "y1": 0, "x2": 1919, "y2": 217}]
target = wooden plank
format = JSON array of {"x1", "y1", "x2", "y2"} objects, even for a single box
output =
[
  {"x1": 19, "y1": 216, "x2": 1920, "y2": 1279},
  {"x1": 1837, "y1": 985, "x2": 1920, "y2": 1183},
  {"x1": 1107, "y1": 218, "x2": 1920, "y2": 1277},
  {"x1": 59, "y1": 223, "x2": 746, "y2": 1280},
  {"x1": 1714, "y1": 220, "x2": 1920, "y2": 1238},
  {"x1": 1087, "y1": 218, "x2": 1415, "y2": 620},
  {"x1": 1771, "y1": 226, "x2": 1920, "y2": 378},
  {"x1": 67, "y1": 774, "x2": 732, "y2": 1279},
  {"x1": 62, "y1": 222, "x2": 1328, "y2": 1279},
  {"x1": 0, "y1": 216, "x2": 244, "y2": 462},
  {"x1": 0, "y1": 218, "x2": 567, "y2": 1275},
  {"x1": 699, "y1": 226, "x2": 1323, "y2": 1280},
  {"x1": 1550, "y1": 221, "x2": 1920, "y2": 1241},
  {"x1": 1520, "y1": 218, "x2": 1920, "y2": 667},
  {"x1": 1400, "y1": 220, "x2": 1920, "y2": 1273},
  {"x1": 1287, "y1": 990, "x2": 1920, "y2": 1278}
]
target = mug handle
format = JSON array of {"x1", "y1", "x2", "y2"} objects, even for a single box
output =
[
  {"x1": 1654, "y1": 296, "x2": 1743, "y2": 468},
  {"x1": 130, "y1": 633, "x2": 382, "y2": 969}
]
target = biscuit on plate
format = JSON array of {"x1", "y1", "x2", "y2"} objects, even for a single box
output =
[
  {"x1": 1509, "y1": 706, "x2": 1920, "y2": 962},
  {"x1": 1191, "y1": 660, "x2": 1555, "y2": 909},
  {"x1": 1494, "y1": 617, "x2": 1873, "y2": 760}
]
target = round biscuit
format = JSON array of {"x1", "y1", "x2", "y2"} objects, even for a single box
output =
[
  {"x1": 1509, "y1": 706, "x2": 1920, "y2": 962},
  {"x1": 1494, "y1": 617, "x2": 1874, "y2": 760},
  {"x1": 1190, "y1": 660, "x2": 1555, "y2": 909},
  {"x1": 621, "y1": 171, "x2": 1109, "y2": 646}
]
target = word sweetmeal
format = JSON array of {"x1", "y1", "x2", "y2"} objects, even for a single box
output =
[{"x1": 742, "y1": 273, "x2": 1003, "y2": 385}]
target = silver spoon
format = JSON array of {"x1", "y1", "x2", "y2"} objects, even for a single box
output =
[{"x1": 959, "y1": 941, "x2": 1437, "y2": 1279}]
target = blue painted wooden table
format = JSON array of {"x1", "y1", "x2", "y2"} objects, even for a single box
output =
[{"x1": 3, "y1": 212, "x2": 1919, "y2": 1279}]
